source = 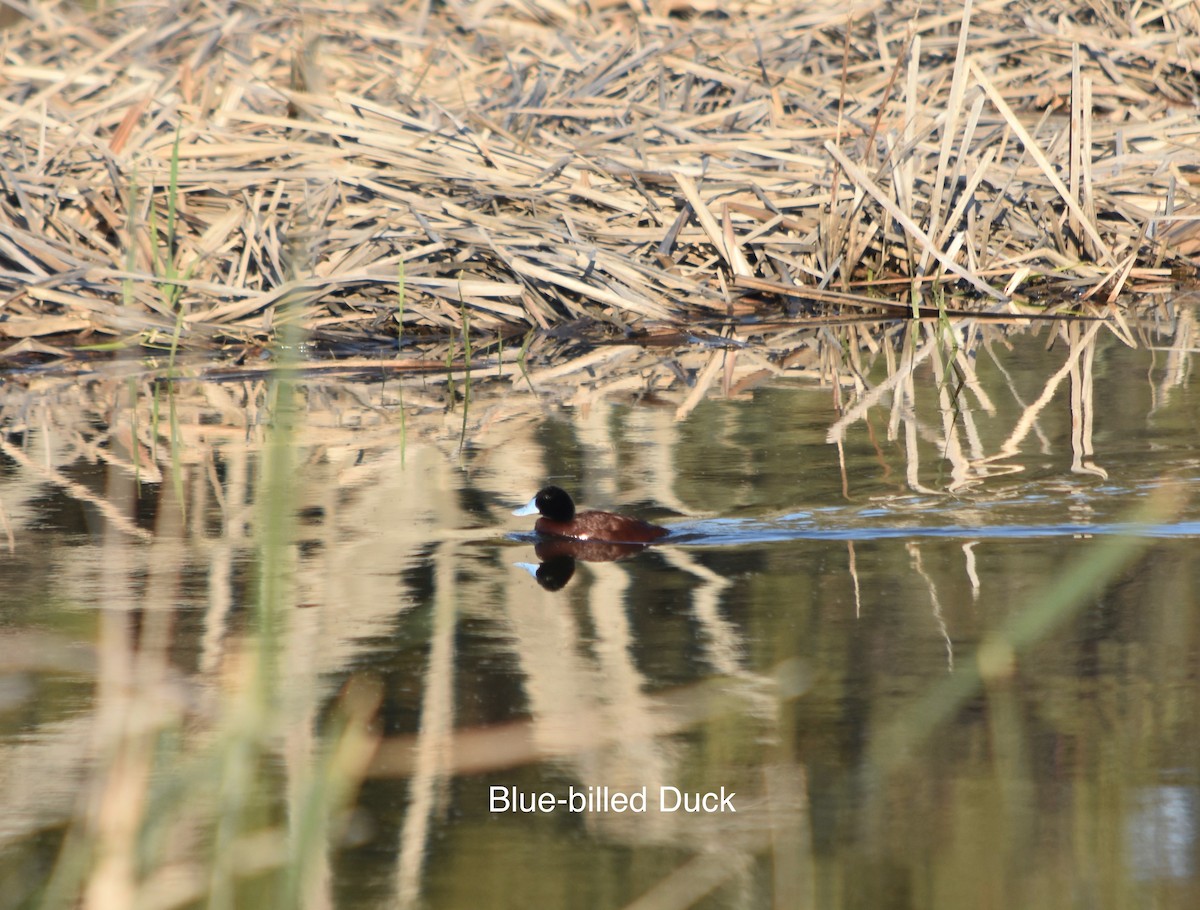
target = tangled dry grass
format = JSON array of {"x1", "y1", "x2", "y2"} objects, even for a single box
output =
[{"x1": 1, "y1": 0, "x2": 1199, "y2": 364}]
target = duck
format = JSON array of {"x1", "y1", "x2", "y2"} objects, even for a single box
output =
[{"x1": 512, "y1": 486, "x2": 669, "y2": 544}]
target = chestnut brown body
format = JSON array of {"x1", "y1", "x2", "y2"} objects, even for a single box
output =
[{"x1": 533, "y1": 510, "x2": 668, "y2": 544}]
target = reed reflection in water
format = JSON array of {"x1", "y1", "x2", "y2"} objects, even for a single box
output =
[{"x1": 1, "y1": 313, "x2": 1198, "y2": 908}]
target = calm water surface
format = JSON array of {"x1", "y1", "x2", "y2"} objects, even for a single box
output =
[{"x1": 1, "y1": 316, "x2": 1198, "y2": 908}]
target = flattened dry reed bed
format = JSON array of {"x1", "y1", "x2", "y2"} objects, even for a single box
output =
[{"x1": 1, "y1": 0, "x2": 1199, "y2": 367}]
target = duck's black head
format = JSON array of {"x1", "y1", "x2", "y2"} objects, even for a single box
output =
[
  {"x1": 513, "y1": 485, "x2": 576, "y2": 522},
  {"x1": 532, "y1": 486, "x2": 575, "y2": 521}
]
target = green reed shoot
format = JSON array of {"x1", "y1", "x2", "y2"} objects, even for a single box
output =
[
  {"x1": 143, "y1": 123, "x2": 194, "y2": 371},
  {"x1": 123, "y1": 167, "x2": 139, "y2": 313},
  {"x1": 516, "y1": 328, "x2": 536, "y2": 394},
  {"x1": 397, "y1": 260, "x2": 407, "y2": 468},
  {"x1": 458, "y1": 278, "x2": 472, "y2": 455},
  {"x1": 444, "y1": 326, "x2": 456, "y2": 405},
  {"x1": 139, "y1": 124, "x2": 192, "y2": 515}
]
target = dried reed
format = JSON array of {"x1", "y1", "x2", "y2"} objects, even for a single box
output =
[{"x1": 1, "y1": 1, "x2": 1198, "y2": 365}]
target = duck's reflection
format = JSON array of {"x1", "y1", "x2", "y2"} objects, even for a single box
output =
[{"x1": 518, "y1": 538, "x2": 653, "y2": 590}]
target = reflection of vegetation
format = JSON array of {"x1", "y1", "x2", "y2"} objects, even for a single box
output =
[
  {"x1": 17, "y1": 319, "x2": 383, "y2": 910},
  {"x1": 1, "y1": 308, "x2": 1198, "y2": 906},
  {"x1": 868, "y1": 484, "x2": 1187, "y2": 776}
]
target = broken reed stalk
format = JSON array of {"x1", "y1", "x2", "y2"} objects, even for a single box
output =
[{"x1": 0, "y1": 0, "x2": 1198, "y2": 367}]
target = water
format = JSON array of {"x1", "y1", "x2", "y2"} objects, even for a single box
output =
[{"x1": 1, "y1": 314, "x2": 1198, "y2": 908}]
